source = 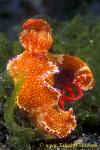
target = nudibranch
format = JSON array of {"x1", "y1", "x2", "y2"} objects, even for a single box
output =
[{"x1": 7, "y1": 18, "x2": 95, "y2": 138}]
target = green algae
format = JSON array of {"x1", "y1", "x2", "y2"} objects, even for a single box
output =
[{"x1": 0, "y1": 14, "x2": 100, "y2": 149}]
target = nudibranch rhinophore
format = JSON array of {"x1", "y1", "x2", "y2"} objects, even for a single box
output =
[{"x1": 7, "y1": 18, "x2": 95, "y2": 138}]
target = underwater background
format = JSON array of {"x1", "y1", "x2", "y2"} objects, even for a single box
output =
[{"x1": 0, "y1": 0, "x2": 100, "y2": 150}]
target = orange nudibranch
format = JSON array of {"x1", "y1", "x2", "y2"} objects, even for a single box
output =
[{"x1": 7, "y1": 18, "x2": 95, "y2": 138}]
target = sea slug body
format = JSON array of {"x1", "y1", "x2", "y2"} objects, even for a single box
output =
[{"x1": 7, "y1": 18, "x2": 95, "y2": 138}]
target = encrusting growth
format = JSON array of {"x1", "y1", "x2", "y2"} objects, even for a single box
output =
[{"x1": 7, "y1": 18, "x2": 95, "y2": 138}]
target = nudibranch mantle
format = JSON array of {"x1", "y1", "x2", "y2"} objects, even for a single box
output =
[{"x1": 7, "y1": 18, "x2": 95, "y2": 138}]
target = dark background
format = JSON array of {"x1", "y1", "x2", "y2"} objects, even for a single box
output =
[{"x1": 0, "y1": 0, "x2": 100, "y2": 40}]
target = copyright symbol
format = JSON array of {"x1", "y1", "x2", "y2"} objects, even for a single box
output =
[{"x1": 39, "y1": 143, "x2": 44, "y2": 148}]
